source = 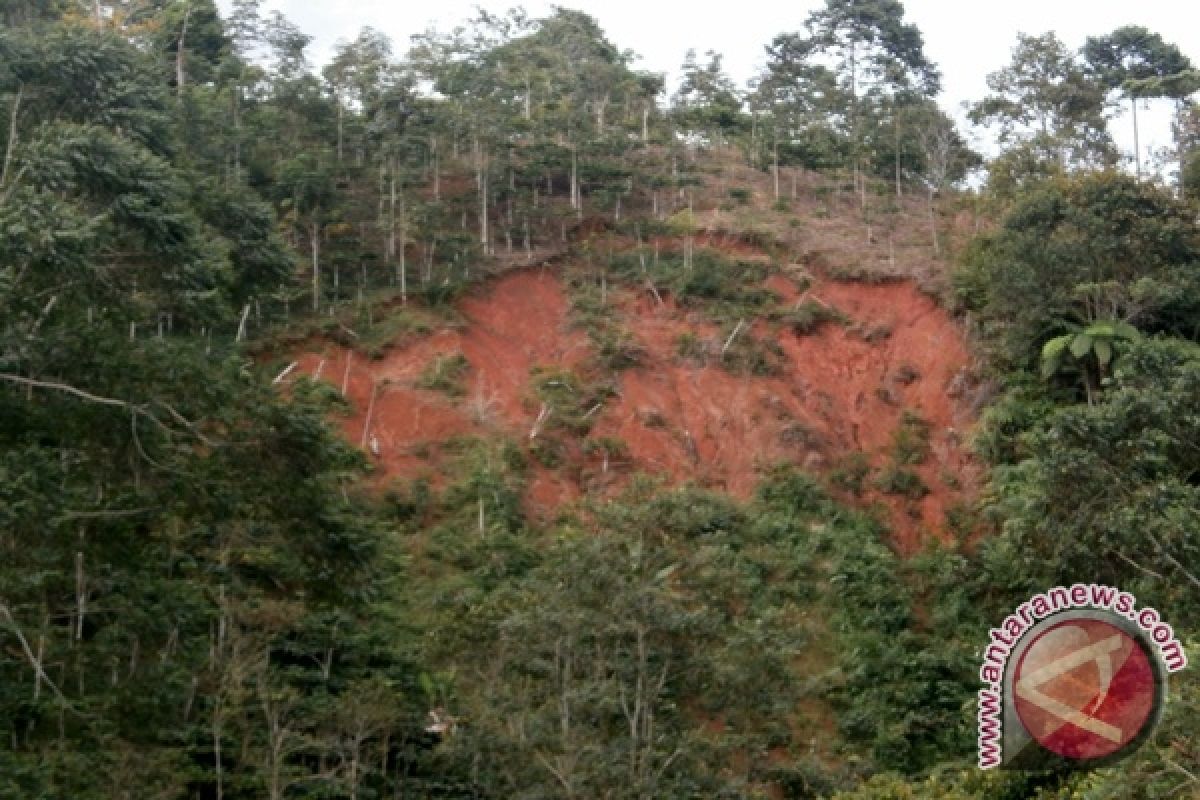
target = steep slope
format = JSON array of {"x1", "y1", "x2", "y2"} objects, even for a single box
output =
[{"x1": 289, "y1": 256, "x2": 980, "y2": 551}]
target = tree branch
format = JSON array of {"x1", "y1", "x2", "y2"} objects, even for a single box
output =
[
  {"x1": 54, "y1": 508, "x2": 155, "y2": 522},
  {"x1": 0, "y1": 601, "x2": 74, "y2": 711},
  {"x1": 0, "y1": 83, "x2": 22, "y2": 190},
  {"x1": 0, "y1": 373, "x2": 210, "y2": 443}
]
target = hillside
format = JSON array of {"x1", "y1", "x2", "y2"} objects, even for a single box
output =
[
  {"x1": 3, "y1": 3, "x2": 1199, "y2": 799},
  {"x1": 283, "y1": 172, "x2": 984, "y2": 551}
]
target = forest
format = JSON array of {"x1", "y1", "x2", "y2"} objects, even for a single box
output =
[{"x1": 0, "y1": 0, "x2": 1197, "y2": 797}]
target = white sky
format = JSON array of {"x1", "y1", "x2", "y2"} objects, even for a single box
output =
[{"x1": 222, "y1": 0, "x2": 1200, "y2": 172}]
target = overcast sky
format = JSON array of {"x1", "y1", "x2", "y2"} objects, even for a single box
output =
[{"x1": 219, "y1": 0, "x2": 1200, "y2": 171}]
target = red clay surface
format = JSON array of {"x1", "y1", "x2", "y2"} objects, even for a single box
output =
[{"x1": 290, "y1": 263, "x2": 980, "y2": 551}]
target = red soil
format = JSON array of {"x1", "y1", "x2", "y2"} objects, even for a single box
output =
[{"x1": 289, "y1": 264, "x2": 979, "y2": 551}]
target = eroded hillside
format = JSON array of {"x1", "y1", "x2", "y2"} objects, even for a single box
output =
[{"x1": 289, "y1": 236, "x2": 982, "y2": 551}]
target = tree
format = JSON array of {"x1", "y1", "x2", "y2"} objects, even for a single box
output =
[
  {"x1": 1040, "y1": 319, "x2": 1141, "y2": 405},
  {"x1": 801, "y1": 0, "x2": 941, "y2": 195},
  {"x1": 323, "y1": 27, "x2": 393, "y2": 165},
  {"x1": 956, "y1": 171, "x2": 1200, "y2": 371},
  {"x1": 752, "y1": 33, "x2": 845, "y2": 189},
  {"x1": 970, "y1": 32, "x2": 1114, "y2": 179},
  {"x1": 804, "y1": 0, "x2": 940, "y2": 98},
  {"x1": 910, "y1": 105, "x2": 979, "y2": 252},
  {"x1": 987, "y1": 336, "x2": 1200, "y2": 613},
  {"x1": 1083, "y1": 26, "x2": 1193, "y2": 178},
  {"x1": 277, "y1": 152, "x2": 336, "y2": 312},
  {"x1": 673, "y1": 49, "x2": 746, "y2": 144}
]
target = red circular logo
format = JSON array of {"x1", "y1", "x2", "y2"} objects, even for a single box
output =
[{"x1": 1013, "y1": 618, "x2": 1157, "y2": 761}]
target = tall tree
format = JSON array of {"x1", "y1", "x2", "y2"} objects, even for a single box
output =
[
  {"x1": 673, "y1": 49, "x2": 746, "y2": 145},
  {"x1": 790, "y1": 0, "x2": 942, "y2": 204},
  {"x1": 1084, "y1": 26, "x2": 1194, "y2": 178},
  {"x1": 970, "y1": 32, "x2": 1114, "y2": 183},
  {"x1": 752, "y1": 32, "x2": 846, "y2": 187}
]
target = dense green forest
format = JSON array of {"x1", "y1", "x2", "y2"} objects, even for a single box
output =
[{"x1": 0, "y1": 0, "x2": 1197, "y2": 797}]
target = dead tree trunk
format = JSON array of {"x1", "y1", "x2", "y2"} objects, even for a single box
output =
[
  {"x1": 310, "y1": 217, "x2": 321, "y2": 312},
  {"x1": 175, "y1": 3, "x2": 192, "y2": 97}
]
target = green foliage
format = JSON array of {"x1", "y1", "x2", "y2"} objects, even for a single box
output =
[
  {"x1": 982, "y1": 337, "x2": 1200, "y2": 613},
  {"x1": 829, "y1": 452, "x2": 872, "y2": 496},
  {"x1": 771, "y1": 298, "x2": 849, "y2": 334},
  {"x1": 5, "y1": 1, "x2": 1200, "y2": 797},
  {"x1": 605, "y1": 246, "x2": 777, "y2": 325},
  {"x1": 1083, "y1": 26, "x2": 1193, "y2": 99},
  {"x1": 1040, "y1": 319, "x2": 1141, "y2": 405},
  {"x1": 416, "y1": 351, "x2": 471, "y2": 396},
  {"x1": 956, "y1": 172, "x2": 1200, "y2": 371},
  {"x1": 874, "y1": 466, "x2": 929, "y2": 500},
  {"x1": 969, "y1": 32, "x2": 1115, "y2": 179},
  {"x1": 891, "y1": 410, "x2": 932, "y2": 465},
  {"x1": 721, "y1": 328, "x2": 787, "y2": 376},
  {"x1": 566, "y1": 279, "x2": 645, "y2": 370},
  {"x1": 675, "y1": 330, "x2": 709, "y2": 362}
]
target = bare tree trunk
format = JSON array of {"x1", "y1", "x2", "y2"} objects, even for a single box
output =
[
  {"x1": 75, "y1": 550, "x2": 86, "y2": 641},
  {"x1": 928, "y1": 188, "x2": 940, "y2": 256},
  {"x1": 772, "y1": 140, "x2": 780, "y2": 200},
  {"x1": 232, "y1": 88, "x2": 242, "y2": 184},
  {"x1": 175, "y1": 3, "x2": 192, "y2": 97},
  {"x1": 236, "y1": 304, "x2": 251, "y2": 342},
  {"x1": 310, "y1": 217, "x2": 321, "y2": 312},
  {"x1": 895, "y1": 113, "x2": 902, "y2": 197},
  {"x1": 432, "y1": 137, "x2": 440, "y2": 201},
  {"x1": 1, "y1": 83, "x2": 23, "y2": 190},
  {"x1": 595, "y1": 93, "x2": 609, "y2": 132},
  {"x1": 360, "y1": 382, "x2": 378, "y2": 447},
  {"x1": 336, "y1": 92, "x2": 344, "y2": 163},
  {"x1": 477, "y1": 141, "x2": 489, "y2": 256},
  {"x1": 388, "y1": 160, "x2": 398, "y2": 276},
  {"x1": 213, "y1": 707, "x2": 225, "y2": 800},
  {"x1": 1131, "y1": 95, "x2": 1141, "y2": 180},
  {"x1": 399, "y1": 180, "x2": 408, "y2": 305},
  {"x1": 570, "y1": 146, "x2": 579, "y2": 212}
]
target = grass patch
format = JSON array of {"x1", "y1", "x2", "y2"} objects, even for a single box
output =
[
  {"x1": 529, "y1": 436, "x2": 566, "y2": 468},
  {"x1": 891, "y1": 411, "x2": 932, "y2": 466},
  {"x1": 728, "y1": 187, "x2": 752, "y2": 205},
  {"x1": 530, "y1": 367, "x2": 616, "y2": 438},
  {"x1": 874, "y1": 466, "x2": 929, "y2": 501},
  {"x1": 604, "y1": 247, "x2": 777, "y2": 325},
  {"x1": 676, "y1": 331, "x2": 710, "y2": 363},
  {"x1": 417, "y1": 352, "x2": 471, "y2": 397},
  {"x1": 720, "y1": 329, "x2": 785, "y2": 376},
  {"x1": 829, "y1": 452, "x2": 871, "y2": 496},
  {"x1": 565, "y1": 279, "x2": 644, "y2": 371},
  {"x1": 770, "y1": 299, "x2": 848, "y2": 335}
]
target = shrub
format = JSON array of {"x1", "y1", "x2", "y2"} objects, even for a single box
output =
[
  {"x1": 875, "y1": 466, "x2": 929, "y2": 500},
  {"x1": 829, "y1": 452, "x2": 871, "y2": 496},
  {"x1": 892, "y1": 410, "x2": 932, "y2": 465},
  {"x1": 417, "y1": 352, "x2": 471, "y2": 396},
  {"x1": 728, "y1": 187, "x2": 752, "y2": 204},
  {"x1": 772, "y1": 299, "x2": 848, "y2": 335}
]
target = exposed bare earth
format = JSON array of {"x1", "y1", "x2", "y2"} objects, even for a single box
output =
[{"x1": 292, "y1": 265, "x2": 980, "y2": 552}]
